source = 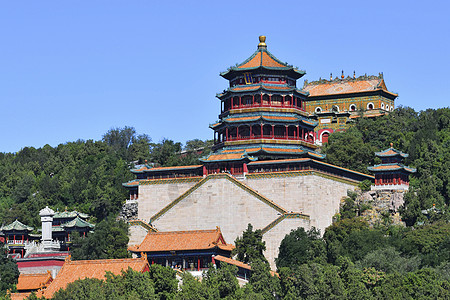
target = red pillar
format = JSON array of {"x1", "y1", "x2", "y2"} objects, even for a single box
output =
[
  {"x1": 271, "y1": 125, "x2": 275, "y2": 138},
  {"x1": 239, "y1": 96, "x2": 242, "y2": 108},
  {"x1": 260, "y1": 124, "x2": 263, "y2": 138},
  {"x1": 297, "y1": 126, "x2": 299, "y2": 139},
  {"x1": 243, "y1": 163, "x2": 248, "y2": 174},
  {"x1": 198, "y1": 258, "x2": 200, "y2": 271},
  {"x1": 282, "y1": 95, "x2": 285, "y2": 107},
  {"x1": 260, "y1": 94, "x2": 263, "y2": 107},
  {"x1": 226, "y1": 128, "x2": 229, "y2": 140},
  {"x1": 250, "y1": 126, "x2": 252, "y2": 138},
  {"x1": 285, "y1": 126, "x2": 288, "y2": 139},
  {"x1": 269, "y1": 94, "x2": 272, "y2": 106},
  {"x1": 237, "y1": 127, "x2": 239, "y2": 139},
  {"x1": 294, "y1": 96, "x2": 297, "y2": 108},
  {"x1": 252, "y1": 95, "x2": 255, "y2": 106},
  {"x1": 231, "y1": 97, "x2": 234, "y2": 109}
]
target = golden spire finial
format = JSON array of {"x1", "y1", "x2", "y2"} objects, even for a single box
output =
[
  {"x1": 390, "y1": 142, "x2": 393, "y2": 148},
  {"x1": 258, "y1": 36, "x2": 267, "y2": 49}
]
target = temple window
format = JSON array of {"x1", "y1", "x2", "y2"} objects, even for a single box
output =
[
  {"x1": 315, "y1": 107, "x2": 322, "y2": 113},
  {"x1": 332, "y1": 105, "x2": 339, "y2": 113},
  {"x1": 381, "y1": 103, "x2": 385, "y2": 110},
  {"x1": 349, "y1": 104, "x2": 356, "y2": 111},
  {"x1": 386, "y1": 105, "x2": 389, "y2": 110},
  {"x1": 367, "y1": 102, "x2": 374, "y2": 110}
]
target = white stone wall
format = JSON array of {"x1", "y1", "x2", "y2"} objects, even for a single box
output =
[
  {"x1": 152, "y1": 178, "x2": 281, "y2": 244},
  {"x1": 138, "y1": 180, "x2": 198, "y2": 221},
  {"x1": 128, "y1": 225, "x2": 149, "y2": 247},
  {"x1": 133, "y1": 173, "x2": 356, "y2": 267},
  {"x1": 243, "y1": 174, "x2": 354, "y2": 233}
]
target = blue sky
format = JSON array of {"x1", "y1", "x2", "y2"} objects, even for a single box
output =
[{"x1": 1, "y1": 1, "x2": 449, "y2": 153}]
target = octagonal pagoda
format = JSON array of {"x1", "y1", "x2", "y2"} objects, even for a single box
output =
[{"x1": 202, "y1": 36, "x2": 322, "y2": 172}]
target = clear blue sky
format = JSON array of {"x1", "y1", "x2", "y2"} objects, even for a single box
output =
[{"x1": 1, "y1": 1, "x2": 449, "y2": 153}]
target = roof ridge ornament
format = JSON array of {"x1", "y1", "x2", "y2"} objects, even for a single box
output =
[{"x1": 258, "y1": 35, "x2": 267, "y2": 49}]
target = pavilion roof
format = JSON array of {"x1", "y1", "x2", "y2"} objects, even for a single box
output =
[
  {"x1": 375, "y1": 146, "x2": 409, "y2": 158},
  {"x1": 16, "y1": 272, "x2": 53, "y2": 292},
  {"x1": 220, "y1": 36, "x2": 305, "y2": 80},
  {"x1": 210, "y1": 114, "x2": 317, "y2": 128},
  {"x1": 60, "y1": 216, "x2": 94, "y2": 229},
  {"x1": 200, "y1": 151, "x2": 257, "y2": 163},
  {"x1": 217, "y1": 84, "x2": 308, "y2": 98},
  {"x1": 0, "y1": 220, "x2": 33, "y2": 232},
  {"x1": 303, "y1": 74, "x2": 397, "y2": 98},
  {"x1": 368, "y1": 163, "x2": 416, "y2": 173},
  {"x1": 41, "y1": 257, "x2": 149, "y2": 298},
  {"x1": 129, "y1": 228, "x2": 233, "y2": 253},
  {"x1": 54, "y1": 211, "x2": 89, "y2": 219}
]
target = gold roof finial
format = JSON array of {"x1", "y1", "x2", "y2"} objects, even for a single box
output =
[
  {"x1": 390, "y1": 142, "x2": 393, "y2": 147},
  {"x1": 258, "y1": 36, "x2": 267, "y2": 49},
  {"x1": 341, "y1": 70, "x2": 344, "y2": 79}
]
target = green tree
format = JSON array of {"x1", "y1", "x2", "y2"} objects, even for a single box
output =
[
  {"x1": 71, "y1": 218, "x2": 129, "y2": 260},
  {"x1": 233, "y1": 224, "x2": 267, "y2": 265},
  {"x1": 0, "y1": 243, "x2": 19, "y2": 296},
  {"x1": 276, "y1": 227, "x2": 326, "y2": 269}
]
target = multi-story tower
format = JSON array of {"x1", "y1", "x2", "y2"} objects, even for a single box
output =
[{"x1": 202, "y1": 36, "x2": 323, "y2": 173}]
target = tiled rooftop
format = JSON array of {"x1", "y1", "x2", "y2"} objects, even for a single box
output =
[
  {"x1": 42, "y1": 257, "x2": 149, "y2": 298},
  {"x1": 16, "y1": 272, "x2": 52, "y2": 291},
  {"x1": 129, "y1": 228, "x2": 232, "y2": 252},
  {"x1": 303, "y1": 77, "x2": 396, "y2": 97}
]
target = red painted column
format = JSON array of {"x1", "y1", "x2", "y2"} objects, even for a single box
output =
[
  {"x1": 202, "y1": 166, "x2": 207, "y2": 176},
  {"x1": 237, "y1": 127, "x2": 239, "y2": 139},
  {"x1": 198, "y1": 258, "x2": 200, "y2": 271},
  {"x1": 231, "y1": 97, "x2": 234, "y2": 109},
  {"x1": 239, "y1": 96, "x2": 242, "y2": 108},
  {"x1": 252, "y1": 94, "x2": 255, "y2": 106},
  {"x1": 260, "y1": 124, "x2": 263, "y2": 138},
  {"x1": 294, "y1": 96, "x2": 297, "y2": 108},
  {"x1": 282, "y1": 95, "x2": 285, "y2": 107},
  {"x1": 260, "y1": 94, "x2": 263, "y2": 107},
  {"x1": 226, "y1": 128, "x2": 229, "y2": 141},
  {"x1": 271, "y1": 125, "x2": 275, "y2": 138},
  {"x1": 297, "y1": 126, "x2": 299, "y2": 139},
  {"x1": 243, "y1": 163, "x2": 248, "y2": 174},
  {"x1": 285, "y1": 126, "x2": 288, "y2": 139},
  {"x1": 269, "y1": 94, "x2": 272, "y2": 106}
]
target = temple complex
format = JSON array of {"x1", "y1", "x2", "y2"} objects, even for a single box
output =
[
  {"x1": 303, "y1": 72, "x2": 398, "y2": 144},
  {"x1": 123, "y1": 36, "x2": 383, "y2": 268}
]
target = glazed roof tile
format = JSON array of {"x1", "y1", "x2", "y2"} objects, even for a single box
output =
[
  {"x1": 42, "y1": 257, "x2": 149, "y2": 298},
  {"x1": 61, "y1": 216, "x2": 94, "y2": 229},
  {"x1": 375, "y1": 147, "x2": 408, "y2": 158},
  {"x1": 54, "y1": 211, "x2": 89, "y2": 219},
  {"x1": 201, "y1": 151, "x2": 257, "y2": 162},
  {"x1": 122, "y1": 179, "x2": 141, "y2": 187},
  {"x1": 9, "y1": 293, "x2": 32, "y2": 300},
  {"x1": 129, "y1": 228, "x2": 230, "y2": 252},
  {"x1": 146, "y1": 165, "x2": 203, "y2": 172},
  {"x1": 220, "y1": 37, "x2": 305, "y2": 80},
  {"x1": 214, "y1": 255, "x2": 251, "y2": 270},
  {"x1": 368, "y1": 164, "x2": 416, "y2": 173},
  {"x1": 16, "y1": 272, "x2": 52, "y2": 291},
  {"x1": 248, "y1": 158, "x2": 310, "y2": 165},
  {"x1": 303, "y1": 77, "x2": 397, "y2": 97},
  {"x1": 1, "y1": 220, "x2": 33, "y2": 232}
]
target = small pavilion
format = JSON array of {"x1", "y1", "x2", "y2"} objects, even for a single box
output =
[{"x1": 368, "y1": 143, "x2": 416, "y2": 190}]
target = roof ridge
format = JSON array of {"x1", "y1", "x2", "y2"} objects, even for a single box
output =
[
  {"x1": 69, "y1": 257, "x2": 146, "y2": 265},
  {"x1": 148, "y1": 228, "x2": 220, "y2": 235}
]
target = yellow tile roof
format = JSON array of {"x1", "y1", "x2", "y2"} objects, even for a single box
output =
[{"x1": 42, "y1": 257, "x2": 149, "y2": 298}]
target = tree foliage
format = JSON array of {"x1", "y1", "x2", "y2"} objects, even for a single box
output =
[
  {"x1": 323, "y1": 107, "x2": 450, "y2": 225},
  {"x1": 71, "y1": 217, "x2": 130, "y2": 260},
  {"x1": 233, "y1": 224, "x2": 267, "y2": 265},
  {"x1": 0, "y1": 243, "x2": 19, "y2": 296}
]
